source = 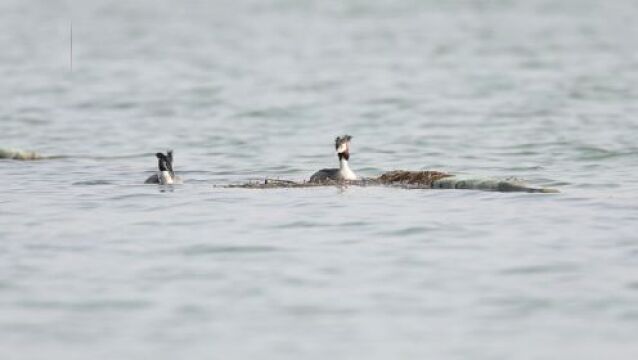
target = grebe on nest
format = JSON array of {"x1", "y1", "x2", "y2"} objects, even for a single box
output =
[
  {"x1": 144, "y1": 150, "x2": 182, "y2": 185},
  {"x1": 309, "y1": 135, "x2": 358, "y2": 183}
]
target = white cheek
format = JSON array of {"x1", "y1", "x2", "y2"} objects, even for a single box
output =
[{"x1": 336, "y1": 144, "x2": 347, "y2": 153}]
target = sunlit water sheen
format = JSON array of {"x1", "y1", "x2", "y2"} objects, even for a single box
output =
[{"x1": 1, "y1": 0, "x2": 638, "y2": 359}]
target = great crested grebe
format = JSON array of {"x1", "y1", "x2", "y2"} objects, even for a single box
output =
[
  {"x1": 144, "y1": 150, "x2": 183, "y2": 185},
  {"x1": 309, "y1": 135, "x2": 358, "y2": 183}
]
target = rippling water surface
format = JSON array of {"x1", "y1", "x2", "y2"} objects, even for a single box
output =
[{"x1": 1, "y1": 0, "x2": 638, "y2": 359}]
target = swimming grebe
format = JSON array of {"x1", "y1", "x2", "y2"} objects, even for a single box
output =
[
  {"x1": 309, "y1": 135, "x2": 358, "y2": 183},
  {"x1": 144, "y1": 150, "x2": 183, "y2": 184}
]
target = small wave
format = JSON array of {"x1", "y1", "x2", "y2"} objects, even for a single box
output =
[
  {"x1": 499, "y1": 263, "x2": 578, "y2": 275},
  {"x1": 380, "y1": 226, "x2": 435, "y2": 236},
  {"x1": 17, "y1": 299, "x2": 151, "y2": 311},
  {"x1": 574, "y1": 146, "x2": 636, "y2": 161},
  {"x1": 72, "y1": 180, "x2": 114, "y2": 185},
  {"x1": 181, "y1": 244, "x2": 278, "y2": 255}
]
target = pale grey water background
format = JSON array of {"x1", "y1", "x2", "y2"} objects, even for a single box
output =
[{"x1": 1, "y1": 0, "x2": 638, "y2": 359}]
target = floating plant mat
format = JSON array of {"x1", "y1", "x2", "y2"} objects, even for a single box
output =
[
  {"x1": 1, "y1": 148, "x2": 174, "y2": 161},
  {"x1": 225, "y1": 171, "x2": 559, "y2": 193},
  {"x1": 0, "y1": 148, "x2": 69, "y2": 160},
  {"x1": 0, "y1": 148, "x2": 44, "y2": 160}
]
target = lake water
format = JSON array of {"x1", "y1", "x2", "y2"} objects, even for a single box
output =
[{"x1": 1, "y1": 0, "x2": 638, "y2": 359}]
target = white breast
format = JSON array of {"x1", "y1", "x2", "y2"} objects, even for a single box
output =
[
  {"x1": 158, "y1": 171, "x2": 174, "y2": 185},
  {"x1": 339, "y1": 160, "x2": 358, "y2": 180}
]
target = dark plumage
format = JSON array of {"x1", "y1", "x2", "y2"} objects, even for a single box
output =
[{"x1": 156, "y1": 151, "x2": 174, "y2": 176}]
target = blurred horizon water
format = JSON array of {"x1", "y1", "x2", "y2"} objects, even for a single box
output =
[{"x1": 1, "y1": 0, "x2": 638, "y2": 359}]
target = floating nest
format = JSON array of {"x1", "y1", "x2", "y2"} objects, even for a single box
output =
[
  {"x1": 225, "y1": 178, "x2": 381, "y2": 189},
  {"x1": 225, "y1": 170, "x2": 558, "y2": 193},
  {"x1": 225, "y1": 179, "x2": 324, "y2": 189}
]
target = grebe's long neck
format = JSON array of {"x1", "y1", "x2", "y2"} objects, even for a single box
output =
[{"x1": 338, "y1": 152, "x2": 357, "y2": 180}]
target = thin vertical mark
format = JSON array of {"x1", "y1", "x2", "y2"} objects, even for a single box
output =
[{"x1": 70, "y1": 22, "x2": 73, "y2": 72}]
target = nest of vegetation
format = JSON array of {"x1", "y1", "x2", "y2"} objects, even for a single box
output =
[
  {"x1": 376, "y1": 170, "x2": 453, "y2": 185},
  {"x1": 225, "y1": 170, "x2": 454, "y2": 189}
]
